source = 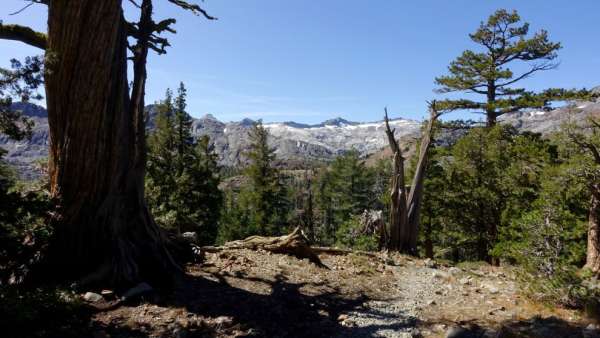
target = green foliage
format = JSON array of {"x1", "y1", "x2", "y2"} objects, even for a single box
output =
[
  {"x1": 419, "y1": 125, "x2": 555, "y2": 262},
  {"x1": 314, "y1": 150, "x2": 375, "y2": 245},
  {"x1": 435, "y1": 9, "x2": 590, "y2": 125},
  {"x1": 335, "y1": 215, "x2": 378, "y2": 251},
  {"x1": 244, "y1": 121, "x2": 289, "y2": 235},
  {"x1": 0, "y1": 58, "x2": 50, "y2": 285},
  {"x1": 0, "y1": 287, "x2": 88, "y2": 338},
  {"x1": 217, "y1": 121, "x2": 291, "y2": 242},
  {"x1": 146, "y1": 83, "x2": 223, "y2": 244},
  {"x1": 0, "y1": 151, "x2": 51, "y2": 285},
  {"x1": 0, "y1": 56, "x2": 43, "y2": 140}
]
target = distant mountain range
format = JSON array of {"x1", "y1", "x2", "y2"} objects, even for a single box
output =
[{"x1": 2, "y1": 96, "x2": 600, "y2": 180}]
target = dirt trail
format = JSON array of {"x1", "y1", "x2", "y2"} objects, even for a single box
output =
[{"x1": 88, "y1": 249, "x2": 598, "y2": 338}]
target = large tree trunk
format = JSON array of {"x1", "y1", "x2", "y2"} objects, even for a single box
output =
[
  {"x1": 42, "y1": 0, "x2": 175, "y2": 288},
  {"x1": 585, "y1": 184, "x2": 600, "y2": 274}
]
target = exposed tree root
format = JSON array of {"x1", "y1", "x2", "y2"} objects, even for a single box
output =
[{"x1": 202, "y1": 227, "x2": 327, "y2": 268}]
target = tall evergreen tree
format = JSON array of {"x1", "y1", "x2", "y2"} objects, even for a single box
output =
[
  {"x1": 146, "y1": 86, "x2": 222, "y2": 245},
  {"x1": 146, "y1": 89, "x2": 178, "y2": 230},
  {"x1": 435, "y1": 9, "x2": 589, "y2": 127},
  {"x1": 243, "y1": 121, "x2": 288, "y2": 235},
  {"x1": 173, "y1": 82, "x2": 194, "y2": 173},
  {"x1": 315, "y1": 150, "x2": 374, "y2": 243}
]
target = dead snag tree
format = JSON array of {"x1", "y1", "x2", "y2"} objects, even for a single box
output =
[
  {"x1": 0, "y1": 0, "x2": 214, "y2": 288},
  {"x1": 384, "y1": 102, "x2": 442, "y2": 255}
]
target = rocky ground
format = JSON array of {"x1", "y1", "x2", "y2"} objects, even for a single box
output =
[{"x1": 63, "y1": 250, "x2": 600, "y2": 338}]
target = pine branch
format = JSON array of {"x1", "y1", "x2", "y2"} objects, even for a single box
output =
[{"x1": 0, "y1": 23, "x2": 47, "y2": 50}]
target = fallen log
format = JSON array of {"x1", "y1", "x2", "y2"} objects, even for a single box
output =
[{"x1": 202, "y1": 227, "x2": 327, "y2": 268}]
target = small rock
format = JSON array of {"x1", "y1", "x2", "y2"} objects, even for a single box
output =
[
  {"x1": 337, "y1": 314, "x2": 348, "y2": 322},
  {"x1": 586, "y1": 323, "x2": 599, "y2": 331},
  {"x1": 424, "y1": 258, "x2": 437, "y2": 268},
  {"x1": 214, "y1": 316, "x2": 233, "y2": 326},
  {"x1": 433, "y1": 324, "x2": 447, "y2": 332},
  {"x1": 427, "y1": 299, "x2": 436, "y2": 306},
  {"x1": 488, "y1": 286, "x2": 499, "y2": 294},
  {"x1": 459, "y1": 277, "x2": 472, "y2": 285},
  {"x1": 83, "y1": 292, "x2": 103, "y2": 303},
  {"x1": 341, "y1": 319, "x2": 355, "y2": 327}
]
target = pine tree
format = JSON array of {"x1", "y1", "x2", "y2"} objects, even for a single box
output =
[
  {"x1": 243, "y1": 121, "x2": 288, "y2": 236},
  {"x1": 146, "y1": 89, "x2": 178, "y2": 230},
  {"x1": 315, "y1": 150, "x2": 374, "y2": 243},
  {"x1": 435, "y1": 9, "x2": 589, "y2": 127},
  {"x1": 173, "y1": 82, "x2": 194, "y2": 173},
  {"x1": 146, "y1": 86, "x2": 223, "y2": 244}
]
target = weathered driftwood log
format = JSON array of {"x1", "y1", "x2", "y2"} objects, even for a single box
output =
[{"x1": 202, "y1": 227, "x2": 327, "y2": 267}]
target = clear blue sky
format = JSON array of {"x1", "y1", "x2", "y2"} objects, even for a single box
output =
[{"x1": 1, "y1": 0, "x2": 599, "y2": 123}]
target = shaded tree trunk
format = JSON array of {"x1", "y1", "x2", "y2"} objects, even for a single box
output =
[
  {"x1": 42, "y1": 0, "x2": 175, "y2": 288},
  {"x1": 585, "y1": 183, "x2": 600, "y2": 274}
]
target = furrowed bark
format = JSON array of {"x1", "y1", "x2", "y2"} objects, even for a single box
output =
[{"x1": 40, "y1": 0, "x2": 176, "y2": 289}]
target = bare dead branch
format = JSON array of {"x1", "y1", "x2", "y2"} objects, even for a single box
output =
[
  {"x1": 167, "y1": 0, "x2": 217, "y2": 20},
  {"x1": 9, "y1": 2, "x2": 34, "y2": 15}
]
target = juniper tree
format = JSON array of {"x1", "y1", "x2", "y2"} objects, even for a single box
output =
[
  {"x1": 435, "y1": 9, "x2": 589, "y2": 127},
  {"x1": 0, "y1": 0, "x2": 215, "y2": 287}
]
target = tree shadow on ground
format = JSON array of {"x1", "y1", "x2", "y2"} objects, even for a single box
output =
[
  {"x1": 419, "y1": 316, "x2": 599, "y2": 338},
  {"x1": 159, "y1": 268, "x2": 421, "y2": 337}
]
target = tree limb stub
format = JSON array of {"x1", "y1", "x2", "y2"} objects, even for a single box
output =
[{"x1": 0, "y1": 23, "x2": 47, "y2": 50}]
